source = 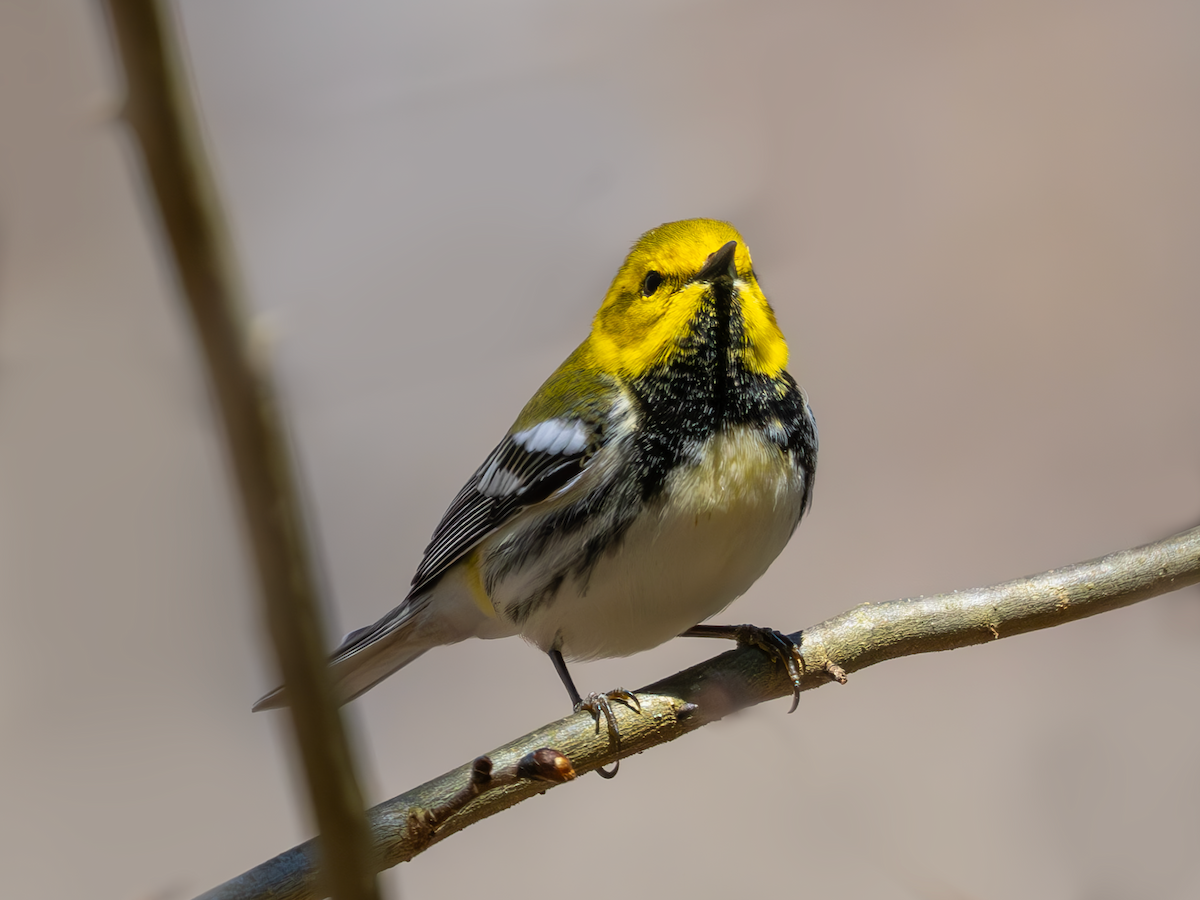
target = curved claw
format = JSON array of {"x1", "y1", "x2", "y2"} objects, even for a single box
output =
[
  {"x1": 682, "y1": 624, "x2": 806, "y2": 711},
  {"x1": 602, "y1": 688, "x2": 642, "y2": 714},
  {"x1": 725, "y1": 625, "x2": 804, "y2": 713},
  {"x1": 576, "y1": 689, "x2": 641, "y2": 778}
]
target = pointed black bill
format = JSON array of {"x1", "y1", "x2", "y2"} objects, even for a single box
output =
[{"x1": 696, "y1": 239, "x2": 738, "y2": 282}]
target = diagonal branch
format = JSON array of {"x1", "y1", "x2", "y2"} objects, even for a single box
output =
[
  {"x1": 197, "y1": 525, "x2": 1200, "y2": 900},
  {"x1": 98, "y1": 3, "x2": 378, "y2": 899}
]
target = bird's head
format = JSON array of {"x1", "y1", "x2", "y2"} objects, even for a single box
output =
[{"x1": 586, "y1": 218, "x2": 789, "y2": 380}]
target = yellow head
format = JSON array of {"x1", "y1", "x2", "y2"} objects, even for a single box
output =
[{"x1": 585, "y1": 219, "x2": 789, "y2": 380}]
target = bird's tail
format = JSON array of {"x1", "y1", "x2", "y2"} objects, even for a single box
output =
[{"x1": 251, "y1": 602, "x2": 432, "y2": 712}]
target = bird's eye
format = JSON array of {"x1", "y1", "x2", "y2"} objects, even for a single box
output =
[{"x1": 641, "y1": 270, "x2": 663, "y2": 297}]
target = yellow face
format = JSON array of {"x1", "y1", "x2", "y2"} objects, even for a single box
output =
[{"x1": 586, "y1": 219, "x2": 789, "y2": 380}]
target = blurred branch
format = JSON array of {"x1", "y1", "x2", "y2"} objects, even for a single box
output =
[
  {"x1": 199, "y1": 526, "x2": 1200, "y2": 900},
  {"x1": 98, "y1": 3, "x2": 379, "y2": 899}
]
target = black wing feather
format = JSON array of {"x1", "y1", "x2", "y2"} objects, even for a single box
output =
[{"x1": 407, "y1": 427, "x2": 591, "y2": 597}]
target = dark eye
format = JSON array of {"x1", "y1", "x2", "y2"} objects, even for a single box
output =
[{"x1": 641, "y1": 270, "x2": 663, "y2": 296}]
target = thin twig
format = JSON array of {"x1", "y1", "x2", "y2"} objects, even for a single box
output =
[
  {"x1": 197, "y1": 525, "x2": 1200, "y2": 900},
  {"x1": 98, "y1": 4, "x2": 379, "y2": 899}
]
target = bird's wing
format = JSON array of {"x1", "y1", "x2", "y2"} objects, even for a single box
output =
[
  {"x1": 407, "y1": 416, "x2": 597, "y2": 598},
  {"x1": 314, "y1": 415, "x2": 599, "y2": 670}
]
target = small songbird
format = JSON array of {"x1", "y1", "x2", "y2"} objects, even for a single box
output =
[{"x1": 254, "y1": 219, "x2": 818, "y2": 745}]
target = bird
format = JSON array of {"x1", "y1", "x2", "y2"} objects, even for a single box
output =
[{"x1": 254, "y1": 218, "x2": 818, "y2": 763}]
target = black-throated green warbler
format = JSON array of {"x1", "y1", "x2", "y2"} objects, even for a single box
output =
[{"x1": 255, "y1": 219, "x2": 818, "y2": 743}]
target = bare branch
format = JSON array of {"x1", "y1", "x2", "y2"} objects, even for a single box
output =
[
  {"x1": 197, "y1": 525, "x2": 1200, "y2": 900},
  {"x1": 98, "y1": 3, "x2": 378, "y2": 899}
]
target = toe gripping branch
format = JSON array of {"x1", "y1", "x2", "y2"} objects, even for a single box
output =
[
  {"x1": 682, "y1": 624, "x2": 808, "y2": 713},
  {"x1": 575, "y1": 689, "x2": 641, "y2": 779},
  {"x1": 550, "y1": 649, "x2": 642, "y2": 778}
]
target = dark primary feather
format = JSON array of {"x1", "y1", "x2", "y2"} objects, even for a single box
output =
[
  {"x1": 406, "y1": 423, "x2": 594, "y2": 598},
  {"x1": 321, "y1": 419, "x2": 599, "y2": 664}
]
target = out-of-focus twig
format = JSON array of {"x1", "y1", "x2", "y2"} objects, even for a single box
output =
[
  {"x1": 99, "y1": 3, "x2": 378, "y2": 899},
  {"x1": 197, "y1": 525, "x2": 1200, "y2": 900}
]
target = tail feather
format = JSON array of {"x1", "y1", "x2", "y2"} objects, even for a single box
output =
[
  {"x1": 251, "y1": 573, "x2": 507, "y2": 712},
  {"x1": 251, "y1": 607, "x2": 430, "y2": 712}
]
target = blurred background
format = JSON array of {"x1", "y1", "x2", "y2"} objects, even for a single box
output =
[{"x1": 2, "y1": 2, "x2": 1199, "y2": 898}]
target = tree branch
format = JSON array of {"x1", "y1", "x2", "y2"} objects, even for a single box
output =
[
  {"x1": 98, "y1": 4, "x2": 378, "y2": 899},
  {"x1": 197, "y1": 525, "x2": 1200, "y2": 900}
]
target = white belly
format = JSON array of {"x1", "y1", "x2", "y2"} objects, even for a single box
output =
[{"x1": 515, "y1": 427, "x2": 806, "y2": 660}]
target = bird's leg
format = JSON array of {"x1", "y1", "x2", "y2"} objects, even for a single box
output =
[
  {"x1": 549, "y1": 649, "x2": 641, "y2": 779},
  {"x1": 681, "y1": 624, "x2": 805, "y2": 713}
]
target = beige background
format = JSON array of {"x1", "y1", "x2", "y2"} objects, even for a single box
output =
[{"x1": 2, "y1": 2, "x2": 1199, "y2": 899}]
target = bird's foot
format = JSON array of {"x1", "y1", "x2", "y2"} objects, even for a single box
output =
[
  {"x1": 683, "y1": 624, "x2": 805, "y2": 713},
  {"x1": 576, "y1": 689, "x2": 641, "y2": 779}
]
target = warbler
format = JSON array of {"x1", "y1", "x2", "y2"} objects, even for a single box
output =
[{"x1": 254, "y1": 219, "x2": 818, "y2": 741}]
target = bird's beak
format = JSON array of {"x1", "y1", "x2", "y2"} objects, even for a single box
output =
[{"x1": 696, "y1": 240, "x2": 739, "y2": 283}]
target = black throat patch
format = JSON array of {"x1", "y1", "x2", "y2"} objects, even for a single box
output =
[{"x1": 629, "y1": 280, "x2": 811, "y2": 502}]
